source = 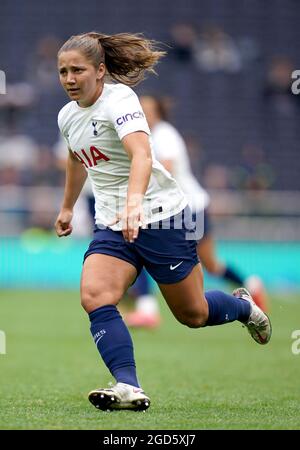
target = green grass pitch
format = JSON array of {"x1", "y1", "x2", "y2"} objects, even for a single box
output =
[{"x1": 0, "y1": 290, "x2": 299, "y2": 430}]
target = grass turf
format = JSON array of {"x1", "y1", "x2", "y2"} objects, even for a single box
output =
[{"x1": 0, "y1": 290, "x2": 299, "y2": 430}]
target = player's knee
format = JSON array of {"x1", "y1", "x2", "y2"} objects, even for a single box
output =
[
  {"x1": 178, "y1": 309, "x2": 208, "y2": 328},
  {"x1": 81, "y1": 283, "x2": 119, "y2": 312}
]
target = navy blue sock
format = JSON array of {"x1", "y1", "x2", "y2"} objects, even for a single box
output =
[
  {"x1": 89, "y1": 305, "x2": 140, "y2": 387},
  {"x1": 222, "y1": 266, "x2": 244, "y2": 285},
  {"x1": 205, "y1": 290, "x2": 250, "y2": 326}
]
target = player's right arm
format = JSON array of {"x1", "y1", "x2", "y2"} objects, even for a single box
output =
[{"x1": 55, "y1": 149, "x2": 87, "y2": 237}]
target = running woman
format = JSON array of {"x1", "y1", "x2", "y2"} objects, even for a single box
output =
[
  {"x1": 125, "y1": 95, "x2": 268, "y2": 328},
  {"x1": 55, "y1": 32, "x2": 271, "y2": 412}
]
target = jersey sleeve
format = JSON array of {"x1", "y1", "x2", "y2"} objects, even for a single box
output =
[
  {"x1": 57, "y1": 105, "x2": 71, "y2": 149},
  {"x1": 59, "y1": 131, "x2": 70, "y2": 149},
  {"x1": 107, "y1": 85, "x2": 150, "y2": 140}
]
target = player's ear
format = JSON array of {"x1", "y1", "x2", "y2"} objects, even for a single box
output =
[{"x1": 96, "y1": 63, "x2": 106, "y2": 81}]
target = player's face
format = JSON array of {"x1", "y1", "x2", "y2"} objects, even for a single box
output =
[{"x1": 58, "y1": 50, "x2": 105, "y2": 107}]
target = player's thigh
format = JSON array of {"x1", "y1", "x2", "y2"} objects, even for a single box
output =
[
  {"x1": 197, "y1": 234, "x2": 223, "y2": 274},
  {"x1": 81, "y1": 254, "x2": 137, "y2": 312},
  {"x1": 158, "y1": 263, "x2": 208, "y2": 327}
]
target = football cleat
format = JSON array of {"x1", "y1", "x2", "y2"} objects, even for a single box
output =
[
  {"x1": 88, "y1": 382, "x2": 151, "y2": 411},
  {"x1": 233, "y1": 287, "x2": 272, "y2": 345},
  {"x1": 125, "y1": 311, "x2": 161, "y2": 329}
]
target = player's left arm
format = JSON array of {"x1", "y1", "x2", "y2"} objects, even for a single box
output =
[{"x1": 121, "y1": 131, "x2": 152, "y2": 242}]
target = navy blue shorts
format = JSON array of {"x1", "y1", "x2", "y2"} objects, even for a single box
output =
[{"x1": 84, "y1": 207, "x2": 199, "y2": 284}]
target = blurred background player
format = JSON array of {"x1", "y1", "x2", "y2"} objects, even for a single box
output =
[{"x1": 125, "y1": 95, "x2": 268, "y2": 328}]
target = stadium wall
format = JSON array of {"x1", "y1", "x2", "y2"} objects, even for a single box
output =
[{"x1": 1, "y1": 237, "x2": 299, "y2": 293}]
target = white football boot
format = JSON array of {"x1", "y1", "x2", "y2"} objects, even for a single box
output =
[
  {"x1": 88, "y1": 382, "x2": 151, "y2": 411},
  {"x1": 232, "y1": 287, "x2": 272, "y2": 345}
]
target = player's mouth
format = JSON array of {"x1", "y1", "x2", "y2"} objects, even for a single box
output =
[{"x1": 67, "y1": 88, "x2": 80, "y2": 95}]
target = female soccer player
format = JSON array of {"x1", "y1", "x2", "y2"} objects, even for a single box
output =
[
  {"x1": 125, "y1": 95, "x2": 268, "y2": 328},
  {"x1": 55, "y1": 32, "x2": 271, "y2": 412}
]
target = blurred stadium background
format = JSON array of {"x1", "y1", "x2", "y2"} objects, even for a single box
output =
[
  {"x1": 1, "y1": 0, "x2": 300, "y2": 431},
  {"x1": 0, "y1": 0, "x2": 299, "y2": 292}
]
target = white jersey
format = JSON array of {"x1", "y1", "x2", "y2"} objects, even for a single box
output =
[
  {"x1": 58, "y1": 83, "x2": 187, "y2": 230},
  {"x1": 151, "y1": 121, "x2": 210, "y2": 212}
]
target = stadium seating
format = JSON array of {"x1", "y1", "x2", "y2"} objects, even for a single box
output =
[{"x1": 1, "y1": 0, "x2": 300, "y2": 189}]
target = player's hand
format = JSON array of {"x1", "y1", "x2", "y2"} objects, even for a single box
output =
[
  {"x1": 109, "y1": 202, "x2": 145, "y2": 243},
  {"x1": 124, "y1": 203, "x2": 145, "y2": 243},
  {"x1": 55, "y1": 209, "x2": 73, "y2": 237}
]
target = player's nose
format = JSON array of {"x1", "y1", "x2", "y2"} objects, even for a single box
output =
[{"x1": 66, "y1": 73, "x2": 76, "y2": 84}]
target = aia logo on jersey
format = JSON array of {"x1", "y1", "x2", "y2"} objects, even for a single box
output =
[
  {"x1": 116, "y1": 110, "x2": 144, "y2": 126},
  {"x1": 74, "y1": 146, "x2": 110, "y2": 168}
]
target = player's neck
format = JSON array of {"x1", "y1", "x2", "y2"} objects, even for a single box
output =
[{"x1": 78, "y1": 84, "x2": 104, "y2": 108}]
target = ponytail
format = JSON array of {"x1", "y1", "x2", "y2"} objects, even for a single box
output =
[{"x1": 58, "y1": 32, "x2": 166, "y2": 86}]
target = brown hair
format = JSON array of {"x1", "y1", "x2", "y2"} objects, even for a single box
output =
[{"x1": 58, "y1": 32, "x2": 166, "y2": 86}]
